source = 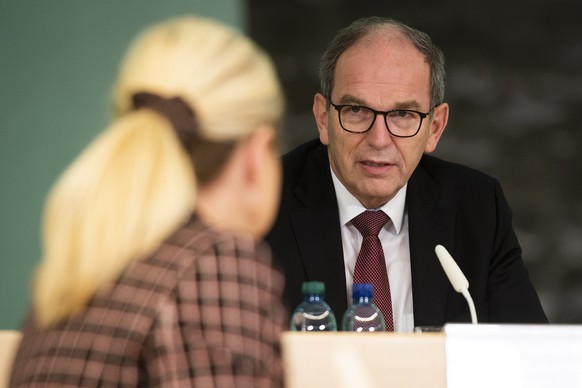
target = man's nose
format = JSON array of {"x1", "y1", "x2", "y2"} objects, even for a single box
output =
[{"x1": 365, "y1": 114, "x2": 393, "y2": 146}]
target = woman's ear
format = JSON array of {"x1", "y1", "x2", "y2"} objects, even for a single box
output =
[
  {"x1": 236, "y1": 124, "x2": 281, "y2": 237},
  {"x1": 240, "y1": 125, "x2": 277, "y2": 184}
]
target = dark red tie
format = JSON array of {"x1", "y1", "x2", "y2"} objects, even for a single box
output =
[{"x1": 351, "y1": 210, "x2": 394, "y2": 331}]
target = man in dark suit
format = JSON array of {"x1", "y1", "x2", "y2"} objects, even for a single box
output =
[{"x1": 266, "y1": 16, "x2": 548, "y2": 331}]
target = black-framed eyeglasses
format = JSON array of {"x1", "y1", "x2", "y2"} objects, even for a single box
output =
[{"x1": 329, "y1": 101, "x2": 435, "y2": 138}]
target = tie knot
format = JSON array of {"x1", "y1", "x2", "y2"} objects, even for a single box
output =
[{"x1": 351, "y1": 210, "x2": 390, "y2": 237}]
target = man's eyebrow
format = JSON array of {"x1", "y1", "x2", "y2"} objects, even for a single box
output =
[
  {"x1": 392, "y1": 100, "x2": 422, "y2": 110},
  {"x1": 336, "y1": 95, "x2": 423, "y2": 110},
  {"x1": 336, "y1": 94, "x2": 366, "y2": 105}
]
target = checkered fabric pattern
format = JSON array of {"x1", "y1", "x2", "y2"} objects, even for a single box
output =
[
  {"x1": 10, "y1": 215, "x2": 287, "y2": 387},
  {"x1": 351, "y1": 210, "x2": 394, "y2": 331}
]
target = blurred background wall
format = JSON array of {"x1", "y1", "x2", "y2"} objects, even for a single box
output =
[{"x1": 1, "y1": 0, "x2": 581, "y2": 329}]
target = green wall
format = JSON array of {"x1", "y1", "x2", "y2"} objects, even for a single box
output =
[{"x1": 0, "y1": 0, "x2": 244, "y2": 330}]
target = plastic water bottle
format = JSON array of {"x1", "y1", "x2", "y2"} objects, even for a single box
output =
[
  {"x1": 290, "y1": 281, "x2": 337, "y2": 331},
  {"x1": 342, "y1": 283, "x2": 386, "y2": 332}
]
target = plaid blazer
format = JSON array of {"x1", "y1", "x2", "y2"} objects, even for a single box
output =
[{"x1": 10, "y1": 215, "x2": 288, "y2": 387}]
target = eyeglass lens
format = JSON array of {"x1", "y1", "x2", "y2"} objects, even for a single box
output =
[{"x1": 340, "y1": 105, "x2": 422, "y2": 135}]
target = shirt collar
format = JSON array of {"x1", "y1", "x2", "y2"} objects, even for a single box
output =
[{"x1": 330, "y1": 167, "x2": 407, "y2": 234}]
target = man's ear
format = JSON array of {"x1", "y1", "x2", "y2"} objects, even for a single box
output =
[
  {"x1": 313, "y1": 93, "x2": 330, "y2": 145},
  {"x1": 424, "y1": 102, "x2": 449, "y2": 153}
]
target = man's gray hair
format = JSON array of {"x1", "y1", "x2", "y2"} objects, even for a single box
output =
[{"x1": 319, "y1": 17, "x2": 446, "y2": 109}]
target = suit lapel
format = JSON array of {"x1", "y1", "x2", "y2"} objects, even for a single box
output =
[
  {"x1": 290, "y1": 143, "x2": 348, "y2": 317},
  {"x1": 407, "y1": 159, "x2": 456, "y2": 326}
]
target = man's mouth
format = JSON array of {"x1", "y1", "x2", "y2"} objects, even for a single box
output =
[{"x1": 362, "y1": 161, "x2": 390, "y2": 167}]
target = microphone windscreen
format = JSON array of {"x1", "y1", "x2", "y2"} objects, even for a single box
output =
[{"x1": 435, "y1": 245, "x2": 469, "y2": 293}]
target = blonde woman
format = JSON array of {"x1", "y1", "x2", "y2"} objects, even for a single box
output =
[{"x1": 10, "y1": 16, "x2": 287, "y2": 387}]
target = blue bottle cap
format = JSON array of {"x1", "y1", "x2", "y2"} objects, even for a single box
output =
[{"x1": 352, "y1": 283, "x2": 373, "y2": 299}]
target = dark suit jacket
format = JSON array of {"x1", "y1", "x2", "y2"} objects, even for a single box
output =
[{"x1": 266, "y1": 139, "x2": 548, "y2": 326}]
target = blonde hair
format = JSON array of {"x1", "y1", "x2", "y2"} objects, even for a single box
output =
[{"x1": 33, "y1": 16, "x2": 284, "y2": 327}]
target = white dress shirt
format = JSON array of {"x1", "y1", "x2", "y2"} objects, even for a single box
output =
[{"x1": 330, "y1": 169, "x2": 414, "y2": 332}]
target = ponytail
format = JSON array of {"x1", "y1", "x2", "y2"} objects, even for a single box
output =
[{"x1": 33, "y1": 110, "x2": 195, "y2": 327}]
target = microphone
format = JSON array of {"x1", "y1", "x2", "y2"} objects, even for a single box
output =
[{"x1": 435, "y1": 244, "x2": 478, "y2": 324}]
